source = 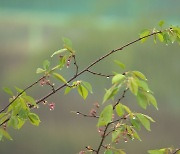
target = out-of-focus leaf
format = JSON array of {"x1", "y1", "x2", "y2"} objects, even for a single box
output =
[
  {"x1": 28, "y1": 113, "x2": 40, "y2": 126},
  {"x1": 51, "y1": 48, "x2": 68, "y2": 57},
  {"x1": 129, "y1": 78, "x2": 138, "y2": 95},
  {"x1": 77, "y1": 85, "x2": 88, "y2": 100},
  {"x1": 53, "y1": 73, "x2": 67, "y2": 83},
  {"x1": 136, "y1": 113, "x2": 151, "y2": 131},
  {"x1": 115, "y1": 103, "x2": 125, "y2": 117},
  {"x1": 112, "y1": 74, "x2": 125, "y2": 84},
  {"x1": 3, "y1": 87, "x2": 13, "y2": 96},
  {"x1": 157, "y1": 33, "x2": 164, "y2": 42},
  {"x1": 158, "y1": 20, "x2": 165, "y2": 28},
  {"x1": 0, "y1": 129, "x2": 13, "y2": 140},
  {"x1": 104, "y1": 149, "x2": 113, "y2": 154},
  {"x1": 145, "y1": 93, "x2": 158, "y2": 110},
  {"x1": 133, "y1": 71, "x2": 147, "y2": 81},
  {"x1": 82, "y1": 81, "x2": 93, "y2": 93},
  {"x1": 64, "y1": 87, "x2": 72, "y2": 94},
  {"x1": 139, "y1": 29, "x2": 150, "y2": 43},
  {"x1": 36, "y1": 68, "x2": 45, "y2": 74},
  {"x1": 114, "y1": 60, "x2": 126, "y2": 69},
  {"x1": 137, "y1": 91, "x2": 148, "y2": 109},
  {"x1": 97, "y1": 105, "x2": 113, "y2": 127},
  {"x1": 43, "y1": 60, "x2": 50, "y2": 70}
]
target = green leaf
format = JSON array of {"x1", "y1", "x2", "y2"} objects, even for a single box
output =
[
  {"x1": 59, "y1": 55, "x2": 67, "y2": 68},
  {"x1": 136, "y1": 113, "x2": 151, "y2": 131},
  {"x1": 163, "y1": 32, "x2": 170, "y2": 44},
  {"x1": 137, "y1": 80, "x2": 150, "y2": 92},
  {"x1": 104, "y1": 149, "x2": 113, "y2": 154},
  {"x1": 17, "y1": 117, "x2": 25, "y2": 129},
  {"x1": 82, "y1": 81, "x2": 93, "y2": 93},
  {"x1": 53, "y1": 72, "x2": 67, "y2": 83},
  {"x1": 22, "y1": 95, "x2": 37, "y2": 107},
  {"x1": 145, "y1": 93, "x2": 158, "y2": 110},
  {"x1": 43, "y1": 60, "x2": 50, "y2": 70},
  {"x1": 36, "y1": 68, "x2": 45, "y2": 74},
  {"x1": 103, "y1": 86, "x2": 119, "y2": 103},
  {"x1": 133, "y1": 71, "x2": 147, "y2": 81},
  {"x1": 0, "y1": 129, "x2": 13, "y2": 140},
  {"x1": 114, "y1": 60, "x2": 126, "y2": 69},
  {"x1": 115, "y1": 103, "x2": 125, "y2": 117},
  {"x1": 18, "y1": 109, "x2": 29, "y2": 120},
  {"x1": 77, "y1": 85, "x2": 88, "y2": 100},
  {"x1": 8, "y1": 116, "x2": 19, "y2": 129},
  {"x1": 51, "y1": 48, "x2": 68, "y2": 57},
  {"x1": 157, "y1": 33, "x2": 164, "y2": 42},
  {"x1": 112, "y1": 74, "x2": 125, "y2": 84},
  {"x1": 63, "y1": 37, "x2": 72, "y2": 48},
  {"x1": 129, "y1": 78, "x2": 138, "y2": 95},
  {"x1": 112, "y1": 128, "x2": 122, "y2": 142},
  {"x1": 3, "y1": 87, "x2": 14, "y2": 96},
  {"x1": 28, "y1": 113, "x2": 41, "y2": 126},
  {"x1": 15, "y1": 86, "x2": 25, "y2": 94},
  {"x1": 158, "y1": 20, "x2": 165, "y2": 28},
  {"x1": 139, "y1": 29, "x2": 150, "y2": 43},
  {"x1": 97, "y1": 105, "x2": 113, "y2": 127},
  {"x1": 123, "y1": 105, "x2": 132, "y2": 116},
  {"x1": 148, "y1": 149, "x2": 167, "y2": 154},
  {"x1": 142, "y1": 114, "x2": 155, "y2": 122},
  {"x1": 64, "y1": 87, "x2": 72, "y2": 94},
  {"x1": 137, "y1": 91, "x2": 148, "y2": 109},
  {"x1": 130, "y1": 118, "x2": 141, "y2": 130},
  {"x1": 132, "y1": 128, "x2": 142, "y2": 141}
]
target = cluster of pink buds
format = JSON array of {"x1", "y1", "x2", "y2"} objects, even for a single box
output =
[
  {"x1": 66, "y1": 56, "x2": 72, "y2": 68},
  {"x1": 3, "y1": 123, "x2": 7, "y2": 130},
  {"x1": 98, "y1": 128, "x2": 104, "y2": 137},
  {"x1": 39, "y1": 78, "x2": 50, "y2": 86},
  {"x1": 49, "y1": 102, "x2": 55, "y2": 111},
  {"x1": 89, "y1": 109, "x2": 96, "y2": 117},
  {"x1": 94, "y1": 102, "x2": 100, "y2": 108},
  {"x1": 79, "y1": 151, "x2": 85, "y2": 154}
]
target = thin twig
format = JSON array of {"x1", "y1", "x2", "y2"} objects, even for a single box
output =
[
  {"x1": 87, "y1": 69, "x2": 114, "y2": 78},
  {"x1": 72, "y1": 55, "x2": 79, "y2": 76},
  {"x1": 72, "y1": 111, "x2": 99, "y2": 118},
  {"x1": 173, "y1": 148, "x2": 180, "y2": 154},
  {"x1": 0, "y1": 76, "x2": 46, "y2": 114}
]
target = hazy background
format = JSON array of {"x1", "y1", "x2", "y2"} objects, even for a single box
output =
[{"x1": 0, "y1": 0, "x2": 180, "y2": 153}]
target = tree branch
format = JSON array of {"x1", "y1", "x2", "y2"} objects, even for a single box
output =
[{"x1": 87, "y1": 69, "x2": 114, "y2": 78}]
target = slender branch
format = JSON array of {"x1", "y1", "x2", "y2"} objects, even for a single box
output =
[
  {"x1": 71, "y1": 111, "x2": 99, "y2": 118},
  {"x1": 0, "y1": 76, "x2": 46, "y2": 114},
  {"x1": 113, "y1": 88, "x2": 129, "y2": 110},
  {"x1": 87, "y1": 69, "x2": 114, "y2": 78},
  {"x1": 0, "y1": 31, "x2": 161, "y2": 127},
  {"x1": 72, "y1": 55, "x2": 79, "y2": 76}
]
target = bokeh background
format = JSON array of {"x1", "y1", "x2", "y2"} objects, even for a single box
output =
[{"x1": 0, "y1": 0, "x2": 180, "y2": 153}]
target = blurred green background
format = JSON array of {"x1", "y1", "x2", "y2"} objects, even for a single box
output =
[{"x1": 0, "y1": 0, "x2": 180, "y2": 153}]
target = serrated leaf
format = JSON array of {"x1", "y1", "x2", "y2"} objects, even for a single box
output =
[
  {"x1": 140, "y1": 29, "x2": 150, "y2": 43},
  {"x1": 77, "y1": 85, "x2": 88, "y2": 100},
  {"x1": 0, "y1": 129, "x2": 13, "y2": 140},
  {"x1": 53, "y1": 72, "x2": 67, "y2": 83},
  {"x1": 133, "y1": 71, "x2": 147, "y2": 81},
  {"x1": 28, "y1": 113, "x2": 40, "y2": 126},
  {"x1": 82, "y1": 81, "x2": 93, "y2": 93},
  {"x1": 36, "y1": 68, "x2": 45, "y2": 74},
  {"x1": 158, "y1": 20, "x2": 165, "y2": 28},
  {"x1": 137, "y1": 91, "x2": 148, "y2": 109},
  {"x1": 114, "y1": 60, "x2": 126, "y2": 69},
  {"x1": 115, "y1": 103, "x2": 125, "y2": 117},
  {"x1": 97, "y1": 105, "x2": 113, "y2": 127},
  {"x1": 129, "y1": 78, "x2": 138, "y2": 95},
  {"x1": 112, "y1": 74, "x2": 125, "y2": 84},
  {"x1": 43, "y1": 60, "x2": 50, "y2": 70},
  {"x1": 136, "y1": 113, "x2": 151, "y2": 131},
  {"x1": 3, "y1": 87, "x2": 14, "y2": 96},
  {"x1": 51, "y1": 48, "x2": 68, "y2": 57}
]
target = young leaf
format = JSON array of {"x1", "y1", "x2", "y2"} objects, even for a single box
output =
[
  {"x1": 115, "y1": 103, "x2": 125, "y2": 117},
  {"x1": 132, "y1": 128, "x2": 142, "y2": 141},
  {"x1": 43, "y1": 60, "x2": 50, "y2": 70},
  {"x1": 157, "y1": 33, "x2": 164, "y2": 42},
  {"x1": 36, "y1": 68, "x2": 45, "y2": 74},
  {"x1": 0, "y1": 129, "x2": 13, "y2": 140},
  {"x1": 8, "y1": 116, "x2": 19, "y2": 129},
  {"x1": 82, "y1": 81, "x2": 93, "y2": 93},
  {"x1": 59, "y1": 55, "x2": 67, "y2": 68},
  {"x1": 132, "y1": 71, "x2": 147, "y2": 81},
  {"x1": 130, "y1": 118, "x2": 141, "y2": 131},
  {"x1": 28, "y1": 113, "x2": 41, "y2": 126},
  {"x1": 77, "y1": 85, "x2": 88, "y2": 100},
  {"x1": 3, "y1": 87, "x2": 14, "y2": 96},
  {"x1": 137, "y1": 91, "x2": 148, "y2": 109},
  {"x1": 63, "y1": 37, "x2": 72, "y2": 48},
  {"x1": 97, "y1": 105, "x2": 113, "y2": 127},
  {"x1": 136, "y1": 113, "x2": 151, "y2": 131},
  {"x1": 139, "y1": 29, "x2": 150, "y2": 43},
  {"x1": 123, "y1": 105, "x2": 133, "y2": 117},
  {"x1": 22, "y1": 95, "x2": 37, "y2": 107},
  {"x1": 51, "y1": 48, "x2": 68, "y2": 58},
  {"x1": 145, "y1": 93, "x2": 158, "y2": 110},
  {"x1": 148, "y1": 148, "x2": 167, "y2": 154},
  {"x1": 103, "y1": 86, "x2": 119, "y2": 103},
  {"x1": 64, "y1": 87, "x2": 72, "y2": 94},
  {"x1": 137, "y1": 80, "x2": 150, "y2": 92},
  {"x1": 112, "y1": 128, "x2": 122, "y2": 142},
  {"x1": 112, "y1": 74, "x2": 125, "y2": 84},
  {"x1": 114, "y1": 60, "x2": 126, "y2": 69},
  {"x1": 53, "y1": 73, "x2": 67, "y2": 83},
  {"x1": 17, "y1": 117, "x2": 25, "y2": 129},
  {"x1": 129, "y1": 78, "x2": 138, "y2": 95},
  {"x1": 104, "y1": 149, "x2": 113, "y2": 154},
  {"x1": 158, "y1": 20, "x2": 165, "y2": 28}
]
